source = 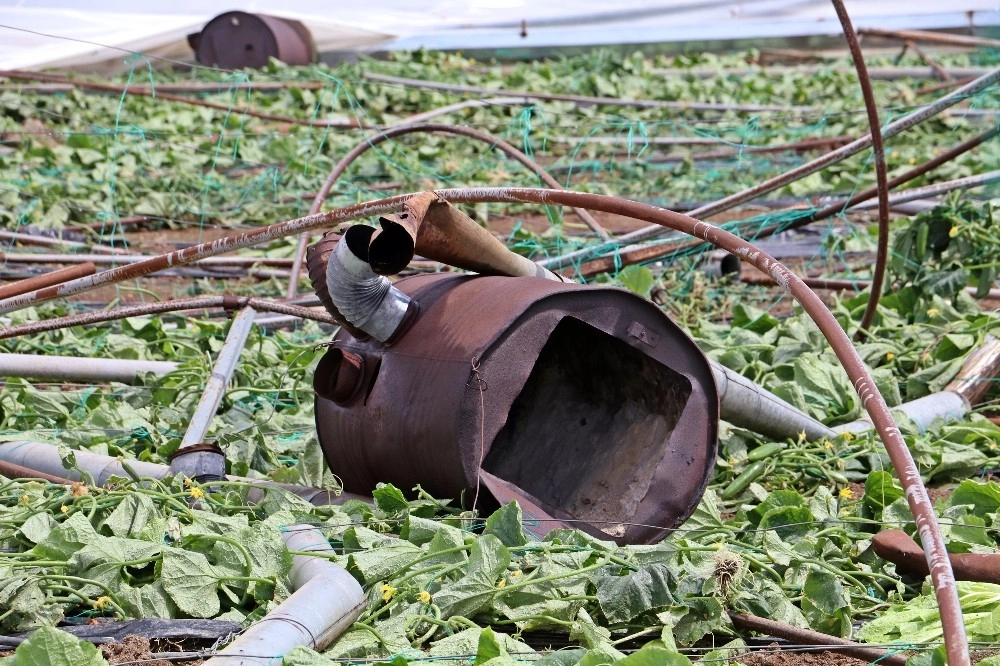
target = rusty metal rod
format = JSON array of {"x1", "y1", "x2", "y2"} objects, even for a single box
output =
[
  {"x1": 0, "y1": 229, "x2": 129, "y2": 254},
  {"x1": 540, "y1": 63, "x2": 1000, "y2": 269},
  {"x1": 569, "y1": 125, "x2": 999, "y2": 278},
  {"x1": 728, "y1": 612, "x2": 909, "y2": 666},
  {"x1": 0, "y1": 459, "x2": 73, "y2": 484},
  {"x1": 286, "y1": 121, "x2": 610, "y2": 298},
  {"x1": 0, "y1": 70, "x2": 362, "y2": 129},
  {"x1": 857, "y1": 27, "x2": 1000, "y2": 49},
  {"x1": 363, "y1": 72, "x2": 820, "y2": 114},
  {"x1": 0, "y1": 296, "x2": 337, "y2": 341},
  {"x1": 831, "y1": 0, "x2": 892, "y2": 339},
  {"x1": 0, "y1": 252, "x2": 295, "y2": 267},
  {"x1": 0, "y1": 186, "x2": 963, "y2": 654},
  {"x1": 179, "y1": 307, "x2": 257, "y2": 448},
  {"x1": 0, "y1": 263, "x2": 96, "y2": 300}
]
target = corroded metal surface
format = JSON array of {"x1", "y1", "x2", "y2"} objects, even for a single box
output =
[{"x1": 314, "y1": 273, "x2": 719, "y2": 545}]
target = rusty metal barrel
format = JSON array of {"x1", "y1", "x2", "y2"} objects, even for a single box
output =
[
  {"x1": 189, "y1": 12, "x2": 314, "y2": 69},
  {"x1": 313, "y1": 273, "x2": 718, "y2": 544}
]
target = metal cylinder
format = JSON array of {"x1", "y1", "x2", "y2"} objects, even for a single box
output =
[
  {"x1": 0, "y1": 441, "x2": 168, "y2": 485},
  {"x1": 315, "y1": 273, "x2": 719, "y2": 545},
  {"x1": 190, "y1": 12, "x2": 314, "y2": 69}
]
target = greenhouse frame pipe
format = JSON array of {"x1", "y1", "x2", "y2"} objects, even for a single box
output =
[
  {"x1": 286, "y1": 121, "x2": 609, "y2": 298},
  {"x1": 0, "y1": 185, "x2": 969, "y2": 656},
  {"x1": 0, "y1": 252, "x2": 295, "y2": 267},
  {"x1": 0, "y1": 296, "x2": 337, "y2": 341},
  {"x1": 363, "y1": 72, "x2": 820, "y2": 114},
  {"x1": 0, "y1": 353, "x2": 177, "y2": 383},
  {"x1": 201, "y1": 526, "x2": 366, "y2": 666},
  {"x1": 179, "y1": 307, "x2": 257, "y2": 449},
  {"x1": 831, "y1": 0, "x2": 891, "y2": 337},
  {"x1": 539, "y1": 63, "x2": 1000, "y2": 270},
  {"x1": 846, "y1": 170, "x2": 1000, "y2": 209},
  {"x1": 568, "y1": 125, "x2": 999, "y2": 278},
  {"x1": 0, "y1": 262, "x2": 96, "y2": 300}
]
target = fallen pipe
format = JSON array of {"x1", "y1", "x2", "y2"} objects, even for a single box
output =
[
  {"x1": 834, "y1": 391, "x2": 969, "y2": 434},
  {"x1": 0, "y1": 441, "x2": 167, "y2": 486},
  {"x1": 171, "y1": 307, "x2": 257, "y2": 484},
  {"x1": 872, "y1": 530, "x2": 1000, "y2": 584},
  {"x1": 0, "y1": 440, "x2": 366, "y2": 505},
  {"x1": 711, "y1": 362, "x2": 835, "y2": 442},
  {"x1": 0, "y1": 353, "x2": 177, "y2": 384},
  {"x1": 0, "y1": 263, "x2": 97, "y2": 300},
  {"x1": 201, "y1": 526, "x2": 366, "y2": 666},
  {"x1": 0, "y1": 296, "x2": 337, "y2": 341},
  {"x1": 728, "y1": 612, "x2": 908, "y2": 666}
]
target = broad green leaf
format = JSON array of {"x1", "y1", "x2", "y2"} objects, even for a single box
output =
[
  {"x1": 484, "y1": 501, "x2": 528, "y2": 547},
  {"x1": 373, "y1": 483, "x2": 409, "y2": 514},
  {"x1": 802, "y1": 569, "x2": 851, "y2": 637},
  {"x1": 595, "y1": 564, "x2": 677, "y2": 623},
  {"x1": 864, "y1": 471, "x2": 904, "y2": 519},
  {"x1": 160, "y1": 549, "x2": 221, "y2": 618},
  {"x1": 617, "y1": 265, "x2": 655, "y2": 297},
  {"x1": 433, "y1": 535, "x2": 510, "y2": 618},
  {"x1": 100, "y1": 492, "x2": 158, "y2": 538},
  {"x1": 5, "y1": 627, "x2": 108, "y2": 666},
  {"x1": 618, "y1": 645, "x2": 692, "y2": 665}
]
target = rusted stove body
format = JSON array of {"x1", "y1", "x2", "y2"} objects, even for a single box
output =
[{"x1": 314, "y1": 272, "x2": 718, "y2": 544}]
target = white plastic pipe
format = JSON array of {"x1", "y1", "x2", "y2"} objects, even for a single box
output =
[
  {"x1": 0, "y1": 353, "x2": 176, "y2": 384},
  {"x1": 0, "y1": 440, "x2": 168, "y2": 485},
  {"x1": 179, "y1": 306, "x2": 257, "y2": 448},
  {"x1": 202, "y1": 526, "x2": 366, "y2": 665},
  {"x1": 834, "y1": 391, "x2": 969, "y2": 434}
]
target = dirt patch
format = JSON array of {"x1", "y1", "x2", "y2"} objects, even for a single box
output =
[
  {"x1": 735, "y1": 644, "x2": 874, "y2": 666},
  {"x1": 100, "y1": 635, "x2": 175, "y2": 666}
]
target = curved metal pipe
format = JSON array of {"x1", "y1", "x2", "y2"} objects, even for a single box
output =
[
  {"x1": 831, "y1": 0, "x2": 891, "y2": 341},
  {"x1": 286, "y1": 121, "x2": 610, "y2": 297}
]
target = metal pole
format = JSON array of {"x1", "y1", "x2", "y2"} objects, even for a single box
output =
[{"x1": 179, "y1": 307, "x2": 257, "y2": 448}]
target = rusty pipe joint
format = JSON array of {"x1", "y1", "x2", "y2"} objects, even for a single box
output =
[{"x1": 326, "y1": 225, "x2": 414, "y2": 343}]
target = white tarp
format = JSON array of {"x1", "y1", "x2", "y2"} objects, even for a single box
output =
[{"x1": 1, "y1": 1, "x2": 999, "y2": 72}]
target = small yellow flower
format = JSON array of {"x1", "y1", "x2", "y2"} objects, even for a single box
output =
[
  {"x1": 93, "y1": 596, "x2": 112, "y2": 611},
  {"x1": 908, "y1": 157, "x2": 917, "y2": 165},
  {"x1": 189, "y1": 486, "x2": 205, "y2": 500},
  {"x1": 19, "y1": 494, "x2": 30, "y2": 505},
  {"x1": 380, "y1": 584, "x2": 396, "y2": 602},
  {"x1": 839, "y1": 487, "x2": 854, "y2": 500},
  {"x1": 511, "y1": 569, "x2": 522, "y2": 579},
  {"x1": 60, "y1": 505, "x2": 69, "y2": 514},
  {"x1": 418, "y1": 591, "x2": 432, "y2": 604},
  {"x1": 183, "y1": 478, "x2": 192, "y2": 488},
  {"x1": 823, "y1": 440, "x2": 834, "y2": 450},
  {"x1": 949, "y1": 226, "x2": 959, "y2": 238},
  {"x1": 927, "y1": 308, "x2": 940, "y2": 317},
  {"x1": 842, "y1": 432, "x2": 854, "y2": 442},
  {"x1": 885, "y1": 351, "x2": 895, "y2": 361},
  {"x1": 797, "y1": 431, "x2": 807, "y2": 443},
  {"x1": 496, "y1": 578, "x2": 506, "y2": 589},
  {"x1": 713, "y1": 542, "x2": 723, "y2": 551}
]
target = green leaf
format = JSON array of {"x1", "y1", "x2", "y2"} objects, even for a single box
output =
[
  {"x1": 595, "y1": 564, "x2": 677, "y2": 623},
  {"x1": 160, "y1": 549, "x2": 221, "y2": 618},
  {"x1": 617, "y1": 265, "x2": 655, "y2": 297},
  {"x1": 100, "y1": 492, "x2": 158, "y2": 538},
  {"x1": 7, "y1": 626, "x2": 108, "y2": 666},
  {"x1": 864, "y1": 471, "x2": 904, "y2": 519},
  {"x1": 802, "y1": 569, "x2": 851, "y2": 637},
  {"x1": 618, "y1": 645, "x2": 692, "y2": 665},
  {"x1": 373, "y1": 483, "x2": 409, "y2": 514},
  {"x1": 484, "y1": 501, "x2": 528, "y2": 547},
  {"x1": 433, "y1": 534, "x2": 510, "y2": 618}
]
